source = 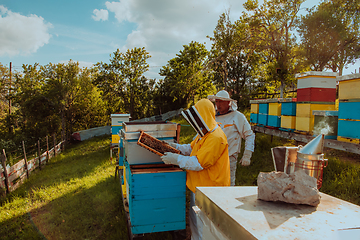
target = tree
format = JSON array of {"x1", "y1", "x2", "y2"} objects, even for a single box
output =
[
  {"x1": 13, "y1": 61, "x2": 106, "y2": 143},
  {"x1": 94, "y1": 47, "x2": 154, "y2": 119},
  {"x1": 243, "y1": 0, "x2": 304, "y2": 97},
  {"x1": 42, "y1": 61, "x2": 107, "y2": 141},
  {"x1": 299, "y1": 0, "x2": 360, "y2": 75},
  {"x1": 208, "y1": 11, "x2": 262, "y2": 107},
  {"x1": 12, "y1": 63, "x2": 51, "y2": 141},
  {"x1": 157, "y1": 41, "x2": 215, "y2": 112},
  {"x1": 0, "y1": 63, "x2": 10, "y2": 122},
  {"x1": 207, "y1": 12, "x2": 238, "y2": 91}
]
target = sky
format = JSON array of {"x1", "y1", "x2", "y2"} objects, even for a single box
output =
[{"x1": 1, "y1": 0, "x2": 359, "y2": 79}]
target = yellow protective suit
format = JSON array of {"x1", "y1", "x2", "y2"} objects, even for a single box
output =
[{"x1": 186, "y1": 99, "x2": 230, "y2": 193}]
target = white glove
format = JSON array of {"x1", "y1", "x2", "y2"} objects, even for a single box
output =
[
  {"x1": 161, "y1": 152, "x2": 180, "y2": 165},
  {"x1": 168, "y1": 142, "x2": 178, "y2": 149},
  {"x1": 240, "y1": 150, "x2": 252, "y2": 166}
]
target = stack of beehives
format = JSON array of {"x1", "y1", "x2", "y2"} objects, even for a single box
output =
[
  {"x1": 337, "y1": 74, "x2": 360, "y2": 143},
  {"x1": 294, "y1": 71, "x2": 338, "y2": 134}
]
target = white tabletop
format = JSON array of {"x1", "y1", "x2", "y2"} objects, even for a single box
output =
[{"x1": 195, "y1": 186, "x2": 360, "y2": 240}]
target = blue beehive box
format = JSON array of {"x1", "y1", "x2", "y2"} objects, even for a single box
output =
[
  {"x1": 124, "y1": 160, "x2": 186, "y2": 235},
  {"x1": 250, "y1": 113, "x2": 258, "y2": 124},
  {"x1": 259, "y1": 103, "x2": 269, "y2": 114},
  {"x1": 338, "y1": 101, "x2": 360, "y2": 140},
  {"x1": 258, "y1": 113, "x2": 268, "y2": 126},
  {"x1": 281, "y1": 102, "x2": 297, "y2": 116},
  {"x1": 338, "y1": 101, "x2": 360, "y2": 120},
  {"x1": 267, "y1": 115, "x2": 281, "y2": 128},
  {"x1": 338, "y1": 120, "x2": 360, "y2": 139}
]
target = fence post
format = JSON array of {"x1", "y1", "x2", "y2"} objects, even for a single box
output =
[
  {"x1": 46, "y1": 136, "x2": 49, "y2": 164},
  {"x1": 22, "y1": 141, "x2": 29, "y2": 179},
  {"x1": 62, "y1": 133, "x2": 65, "y2": 152},
  {"x1": 38, "y1": 140, "x2": 41, "y2": 170},
  {"x1": 53, "y1": 134, "x2": 56, "y2": 157},
  {"x1": 1, "y1": 149, "x2": 10, "y2": 194}
]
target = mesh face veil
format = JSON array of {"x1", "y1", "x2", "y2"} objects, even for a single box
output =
[{"x1": 181, "y1": 106, "x2": 210, "y2": 137}]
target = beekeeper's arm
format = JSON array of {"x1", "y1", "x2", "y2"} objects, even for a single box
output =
[
  {"x1": 161, "y1": 152, "x2": 203, "y2": 171},
  {"x1": 163, "y1": 142, "x2": 203, "y2": 171},
  {"x1": 234, "y1": 112, "x2": 255, "y2": 166},
  {"x1": 168, "y1": 142, "x2": 192, "y2": 156}
]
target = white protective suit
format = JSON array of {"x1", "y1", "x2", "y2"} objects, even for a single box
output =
[{"x1": 214, "y1": 100, "x2": 255, "y2": 186}]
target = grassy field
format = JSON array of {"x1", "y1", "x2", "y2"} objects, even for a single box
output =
[{"x1": 1, "y1": 119, "x2": 359, "y2": 239}]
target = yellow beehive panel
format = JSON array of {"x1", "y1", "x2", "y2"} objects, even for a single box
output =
[
  {"x1": 118, "y1": 166, "x2": 127, "y2": 197},
  {"x1": 269, "y1": 102, "x2": 282, "y2": 116},
  {"x1": 281, "y1": 116, "x2": 296, "y2": 129},
  {"x1": 337, "y1": 136, "x2": 360, "y2": 144},
  {"x1": 251, "y1": 104, "x2": 259, "y2": 114},
  {"x1": 295, "y1": 116, "x2": 313, "y2": 132},
  {"x1": 338, "y1": 78, "x2": 360, "y2": 100},
  {"x1": 112, "y1": 134, "x2": 120, "y2": 144},
  {"x1": 296, "y1": 103, "x2": 336, "y2": 118}
]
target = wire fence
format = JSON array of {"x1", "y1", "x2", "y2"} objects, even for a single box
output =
[{"x1": 0, "y1": 134, "x2": 64, "y2": 196}]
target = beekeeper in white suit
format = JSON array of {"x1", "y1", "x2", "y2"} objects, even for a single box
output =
[{"x1": 208, "y1": 90, "x2": 255, "y2": 186}]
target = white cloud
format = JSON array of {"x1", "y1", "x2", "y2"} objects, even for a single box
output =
[
  {"x1": 102, "y1": 0, "x2": 246, "y2": 79},
  {"x1": 92, "y1": 9, "x2": 109, "y2": 21},
  {"x1": 0, "y1": 5, "x2": 52, "y2": 57},
  {"x1": 105, "y1": 0, "x2": 133, "y2": 22}
]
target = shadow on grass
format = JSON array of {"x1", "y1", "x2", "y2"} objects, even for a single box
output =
[
  {"x1": 28, "y1": 175, "x2": 128, "y2": 240},
  {"x1": 1, "y1": 135, "x2": 180, "y2": 240}
]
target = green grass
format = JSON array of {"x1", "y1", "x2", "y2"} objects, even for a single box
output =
[
  {"x1": 1, "y1": 124, "x2": 360, "y2": 240},
  {"x1": 0, "y1": 135, "x2": 174, "y2": 240}
]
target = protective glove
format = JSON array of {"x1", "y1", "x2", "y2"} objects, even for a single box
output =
[
  {"x1": 167, "y1": 142, "x2": 178, "y2": 149},
  {"x1": 161, "y1": 152, "x2": 180, "y2": 165},
  {"x1": 240, "y1": 150, "x2": 252, "y2": 166}
]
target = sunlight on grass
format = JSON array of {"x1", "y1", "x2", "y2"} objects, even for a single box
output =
[
  {"x1": 0, "y1": 196, "x2": 29, "y2": 221},
  {"x1": 0, "y1": 135, "x2": 129, "y2": 240},
  {"x1": 1, "y1": 129, "x2": 360, "y2": 239}
]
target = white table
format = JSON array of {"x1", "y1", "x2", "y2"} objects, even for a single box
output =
[{"x1": 194, "y1": 186, "x2": 360, "y2": 240}]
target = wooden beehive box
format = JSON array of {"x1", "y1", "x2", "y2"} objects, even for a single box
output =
[
  {"x1": 124, "y1": 161, "x2": 186, "y2": 235},
  {"x1": 111, "y1": 114, "x2": 130, "y2": 145},
  {"x1": 267, "y1": 115, "x2": 281, "y2": 128},
  {"x1": 281, "y1": 115, "x2": 296, "y2": 131},
  {"x1": 120, "y1": 121, "x2": 178, "y2": 165},
  {"x1": 250, "y1": 113, "x2": 258, "y2": 125},
  {"x1": 337, "y1": 100, "x2": 360, "y2": 142},
  {"x1": 295, "y1": 102, "x2": 335, "y2": 134},
  {"x1": 295, "y1": 71, "x2": 338, "y2": 102},
  {"x1": 337, "y1": 73, "x2": 360, "y2": 100},
  {"x1": 137, "y1": 131, "x2": 180, "y2": 156},
  {"x1": 280, "y1": 98, "x2": 297, "y2": 116},
  {"x1": 268, "y1": 99, "x2": 281, "y2": 116}
]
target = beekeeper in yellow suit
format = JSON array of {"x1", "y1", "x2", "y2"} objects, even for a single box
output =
[
  {"x1": 160, "y1": 98, "x2": 230, "y2": 240},
  {"x1": 208, "y1": 90, "x2": 255, "y2": 186}
]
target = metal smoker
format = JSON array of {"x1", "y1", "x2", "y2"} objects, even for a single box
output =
[
  {"x1": 295, "y1": 134, "x2": 328, "y2": 189},
  {"x1": 271, "y1": 134, "x2": 328, "y2": 189}
]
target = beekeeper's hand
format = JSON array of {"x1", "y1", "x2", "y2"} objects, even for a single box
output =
[
  {"x1": 168, "y1": 142, "x2": 178, "y2": 149},
  {"x1": 240, "y1": 150, "x2": 252, "y2": 166},
  {"x1": 161, "y1": 152, "x2": 180, "y2": 165}
]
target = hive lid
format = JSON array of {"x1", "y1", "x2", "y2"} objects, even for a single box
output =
[
  {"x1": 295, "y1": 71, "x2": 338, "y2": 78},
  {"x1": 337, "y1": 73, "x2": 360, "y2": 82},
  {"x1": 298, "y1": 134, "x2": 324, "y2": 155}
]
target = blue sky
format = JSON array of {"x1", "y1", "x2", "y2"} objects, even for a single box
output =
[{"x1": 1, "y1": 0, "x2": 359, "y2": 79}]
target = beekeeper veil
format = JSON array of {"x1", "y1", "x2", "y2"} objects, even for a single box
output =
[{"x1": 181, "y1": 99, "x2": 217, "y2": 137}]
